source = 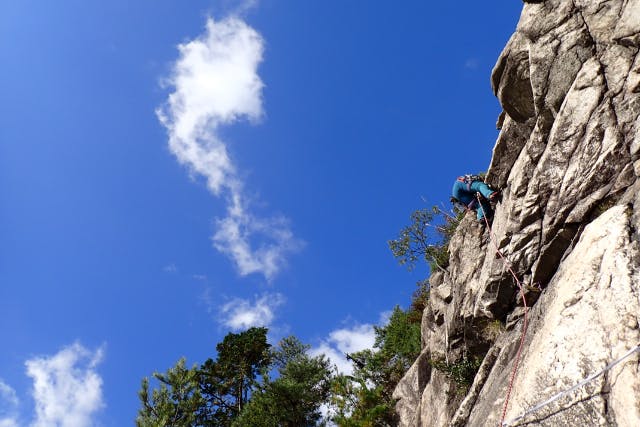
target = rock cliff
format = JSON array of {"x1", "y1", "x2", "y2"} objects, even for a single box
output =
[{"x1": 393, "y1": 1, "x2": 640, "y2": 426}]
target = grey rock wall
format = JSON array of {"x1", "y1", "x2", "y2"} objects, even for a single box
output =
[{"x1": 393, "y1": 1, "x2": 640, "y2": 426}]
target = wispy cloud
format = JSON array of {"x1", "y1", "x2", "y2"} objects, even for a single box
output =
[
  {"x1": 0, "y1": 419, "x2": 19, "y2": 427},
  {"x1": 0, "y1": 379, "x2": 19, "y2": 427},
  {"x1": 220, "y1": 293, "x2": 285, "y2": 330},
  {"x1": 163, "y1": 263, "x2": 178, "y2": 273},
  {"x1": 158, "y1": 16, "x2": 301, "y2": 280},
  {"x1": 0, "y1": 380, "x2": 18, "y2": 409},
  {"x1": 26, "y1": 342, "x2": 105, "y2": 427},
  {"x1": 231, "y1": 0, "x2": 260, "y2": 15},
  {"x1": 310, "y1": 324, "x2": 376, "y2": 375},
  {"x1": 464, "y1": 58, "x2": 479, "y2": 70}
]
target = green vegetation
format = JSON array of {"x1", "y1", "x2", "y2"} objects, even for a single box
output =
[
  {"x1": 137, "y1": 358, "x2": 204, "y2": 427},
  {"x1": 233, "y1": 336, "x2": 332, "y2": 427},
  {"x1": 137, "y1": 328, "x2": 330, "y2": 427},
  {"x1": 388, "y1": 198, "x2": 490, "y2": 398},
  {"x1": 137, "y1": 307, "x2": 423, "y2": 426},
  {"x1": 387, "y1": 203, "x2": 464, "y2": 326},
  {"x1": 408, "y1": 279, "x2": 430, "y2": 324},
  {"x1": 388, "y1": 205, "x2": 464, "y2": 273},
  {"x1": 137, "y1": 198, "x2": 480, "y2": 426},
  {"x1": 331, "y1": 306, "x2": 421, "y2": 426},
  {"x1": 593, "y1": 196, "x2": 617, "y2": 218},
  {"x1": 480, "y1": 319, "x2": 505, "y2": 343},
  {"x1": 198, "y1": 327, "x2": 272, "y2": 424},
  {"x1": 429, "y1": 356, "x2": 483, "y2": 394}
]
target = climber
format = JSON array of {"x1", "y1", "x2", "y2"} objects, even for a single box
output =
[{"x1": 450, "y1": 175, "x2": 499, "y2": 223}]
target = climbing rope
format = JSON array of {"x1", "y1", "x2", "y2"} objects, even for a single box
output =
[
  {"x1": 476, "y1": 193, "x2": 639, "y2": 426},
  {"x1": 475, "y1": 193, "x2": 529, "y2": 427},
  {"x1": 501, "y1": 343, "x2": 640, "y2": 426}
]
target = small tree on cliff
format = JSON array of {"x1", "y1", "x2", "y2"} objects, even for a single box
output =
[
  {"x1": 388, "y1": 205, "x2": 463, "y2": 318},
  {"x1": 388, "y1": 205, "x2": 463, "y2": 273}
]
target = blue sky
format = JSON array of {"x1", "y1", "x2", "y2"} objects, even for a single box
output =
[{"x1": 0, "y1": 1, "x2": 521, "y2": 425}]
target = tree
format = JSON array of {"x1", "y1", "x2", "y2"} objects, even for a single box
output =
[
  {"x1": 198, "y1": 327, "x2": 272, "y2": 425},
  {"x1": 136, "y1": 328, "x2": 271, "y2": 426},
  {"x1": 136, "y1": 330, "x2": 333, "y2": 426},
  {"x1": 330, "y1": 306, "x2": 421, "y2": 426},
  {"x1": 374, "y1": 306, "x2": 421, "y2": 368},
  {"x1": 136, "y1": 358, "x2": 205, "y2": 427},
  {"x1": 233, "y1": 336, "x2": 333, "y2": 427},
  {"x1": 331, "y1": 372, "x2": 393, "y2": 427},
  {"x1": 388, "y1": 205, "x2": 464, "y2": 272}
]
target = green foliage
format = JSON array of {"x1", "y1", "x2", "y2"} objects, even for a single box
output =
[
  {"x1": 138, "y1": 331, "x2": 333, "y2": 427},
  {"x1": 137, "y1": 196, "x2": 475, "y2": 426},
  {"x1": 136, "y1": 358, "x2": 205, "y2": 427},
  {"x1": 388, "y1": 208, "x2": 434, "y2": 271},
  {"x1": 271, "y1": 335, "x2": 308, "y2": 369},
  {"x1": 593, "y1": 197, "x2": 617, "y2": 217},
  {"x1": 137, "y1": 328, "x2": 272, "y2": 427},
  {"x1": 232, "y1": 336, "x2": 332, "y2": 427},
  {"x1": 331, "y1": 374, "x2": 395, "y2": 427},
  {"x1": 330, "y1": 306, "x2": 421, "y2": 426},
  {"x1": 198, "y1": 327, "x2": 272, "y2": 424},
  {"x1": 480, "y1": 319, "x2": 505, "y2": 343},
  {"x1": 429, "y1": 356, "x2": 483, "y2": 393},
  {"x1": 388, "y1": 205, "x2": 464, "y2": 273},
  {"x1": 407, "y1": 279, "x2": 430, "y2": 324},
  {"x1": 374, "y1": 307, "x2": 421, "y2": 366}
]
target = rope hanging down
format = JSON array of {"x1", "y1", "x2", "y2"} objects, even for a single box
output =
[
  {"x1": 477, "y1": 193, "x2": 640, "y2": 426},
  {"x1": 475, "y1": 193, "x2": 529, "y2": 427},
  {"x1": 502, "y1": 343, "x2": 640, "y2": 426}
]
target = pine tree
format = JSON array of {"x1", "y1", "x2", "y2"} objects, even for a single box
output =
[
  {"x1": 198, "y1": 327, "x2": 272, "y2": 425},
  {"x1": 233, "y1": 336, "x2": 333, "y2": 427},
  {"x1": 136, "y1": 358, "x2": 205, "y2": 427},
  {"x1": 330, "y1": 306, "x2": 421, "y2": 426}
]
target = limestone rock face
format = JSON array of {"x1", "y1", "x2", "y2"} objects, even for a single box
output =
[{"x1": 393, "y1": 1, "x2": 640, "y2": 426}]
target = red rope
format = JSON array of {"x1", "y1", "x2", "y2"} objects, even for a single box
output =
[{"x1": 475, "y1": 193, "x2": 529, "y2": 426}]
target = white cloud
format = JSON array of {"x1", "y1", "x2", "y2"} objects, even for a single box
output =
[
  {"x1": 310, "y1": 324, "x2": 376, "y2": 375},
  {"x1": 213, "y1": 205, "x2": 301, "y2": 279},
  {"x1": 378, "y1": 310, "x2": 392, "y2": 326},
  {"x1": 0, "y1": 381, "x2": 18, "y2": 409},
  {"x1": 158, "y1": 16, "x2": 301, "y2": 280},
  {"x1": 220, "y1": 293, "x2": 285, "y2": 330},
  {"x1": 0, "y1": 379, "x2": 19, "y2": 427},
  {"x1": 233, "y1": 0, "x2": 259, "y2": 15},
  {"x1": 318, "y1": 403, "x2": 337, "y2": 427},
  {"x1": 157, "y1": 17, "x2": 263, "y2": 194},
  {"x1": 25, "y1": 342, "x2": 104, "y2": 427}
]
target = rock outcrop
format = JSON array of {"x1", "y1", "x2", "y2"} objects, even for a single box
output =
[{"x1": 393, "y1": 1, "x2": 640, "y2": 426}]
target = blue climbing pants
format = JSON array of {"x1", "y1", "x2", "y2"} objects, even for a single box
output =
[{"x1": 452, "y1": 180, "x2": 494, "y2": 221}]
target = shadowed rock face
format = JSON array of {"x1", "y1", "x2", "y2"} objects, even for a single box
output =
[{"x1": 393, "y1": 1, "x2": 640, "y2": 426}]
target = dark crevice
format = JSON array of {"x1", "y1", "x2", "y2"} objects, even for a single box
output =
[
  {"x1": 572, "y1": 0, "x2": 629, "y2": 128},
  {"x1": 532, "y1": 223, "x2": 580, "y2": 287}
]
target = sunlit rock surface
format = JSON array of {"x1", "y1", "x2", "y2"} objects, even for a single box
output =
[{"x1": 393, "y1": 1, "x2": 640, "y2": 425}]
